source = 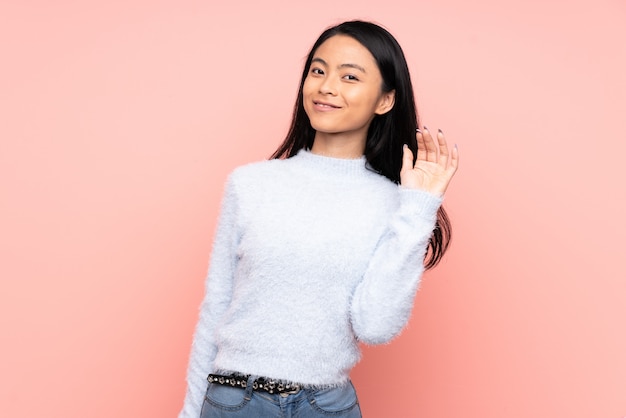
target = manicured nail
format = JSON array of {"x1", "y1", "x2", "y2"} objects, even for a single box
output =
[
  {"x1": 423, "y1": 125, "x2": 429, "y2": 131},
  {"x1": 416, "y1": 128, "x2": 421, "y2": 134},
  {"x1": 438, "y1": 128, "x2": 443, "y2": 134}
]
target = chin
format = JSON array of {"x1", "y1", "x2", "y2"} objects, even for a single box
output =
[{"x1": 308, "y1": 120, "x2": 336, "y2": 133}]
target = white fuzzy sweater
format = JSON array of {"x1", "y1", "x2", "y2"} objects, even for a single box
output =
[{"x1": 179, "y1": 150, "x2": 442, "y2": 418}]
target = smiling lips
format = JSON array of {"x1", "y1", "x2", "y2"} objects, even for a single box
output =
[{"x1": 313, "y1": 100, "x2": 341, "y2": 111}]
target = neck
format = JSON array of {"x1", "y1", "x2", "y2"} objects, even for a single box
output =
[{"x1": 310, "y1": 131, "x2": 366, "y2": 159}]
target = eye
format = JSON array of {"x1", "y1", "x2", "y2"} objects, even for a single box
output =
[
  {"x1": 310, "y1": 68, "x2": 324, "y2": 75},
  {"x1": 343, "y1": 74, "x2": 359, "y2": 81}
]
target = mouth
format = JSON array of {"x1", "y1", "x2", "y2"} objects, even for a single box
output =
[{"x1": 313, "y1": 100, "x2": 341, "y2": 109}]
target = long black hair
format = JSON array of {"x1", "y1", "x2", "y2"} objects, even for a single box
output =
[{"x1": 270, "y1": 20, "x2": 451, "y2": 269}]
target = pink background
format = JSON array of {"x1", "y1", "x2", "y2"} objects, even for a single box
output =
[{"x1": 1, "y1": 0, "x2": 625, "y2": 417}]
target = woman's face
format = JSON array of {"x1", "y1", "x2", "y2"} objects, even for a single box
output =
[{"x1": 302, "y1": 35, "x2": 395, "y2": 143}]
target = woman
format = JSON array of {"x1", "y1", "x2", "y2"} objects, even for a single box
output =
[{"x1": 180, "y1": 20, "x2": 459, "y2": 418}]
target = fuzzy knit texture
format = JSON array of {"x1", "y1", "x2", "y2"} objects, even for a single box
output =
[{"x1": 179, "y1": 149, "x2": 442, "y2": 418}]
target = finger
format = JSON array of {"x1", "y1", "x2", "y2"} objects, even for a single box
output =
[
  {"x1": 448, "y1": 143, "x2": 459, "y2": 173},
  {"x1": 401, "y1": 144, "x2": 414, "y2": 173},
  {"x1": 422, "y1": 126, "x2": 438, "y2": 162},
  {"x1": 437, "y1": 129, "x2": 450, "y2": 167},
  {"x1": 416, "y1": 130, "x2": 427, "y2": 162}
]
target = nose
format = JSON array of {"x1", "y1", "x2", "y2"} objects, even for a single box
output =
[{"x1": 319, "y1": 77, "x2": 337, "y2": 96}]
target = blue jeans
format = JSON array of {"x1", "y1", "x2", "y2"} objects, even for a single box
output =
[{"x1": 199, "y1": 375, "x2": 362, "y2": 418}]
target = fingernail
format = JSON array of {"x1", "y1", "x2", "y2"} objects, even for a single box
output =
[
  {"x1": 403, "y1": 144, "x2": 408, "y2": 150},
  {"x1": 423, "y1": 125, "x2": 429, "y2": 131},
  {"x1": 416, "y1": 128, "x2": 421, "y2": 134},
  {"x1": 438, "y1": 128, "x2": 443, "y2": 134}
]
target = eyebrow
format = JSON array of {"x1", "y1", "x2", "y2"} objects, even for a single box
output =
[{"x1": 311, "y1": 57, "x2": 367, "y2": 73}]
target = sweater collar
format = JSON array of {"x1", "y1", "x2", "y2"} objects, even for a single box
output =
[{"x1": 292, "y1": 149, "x2": 372, "y2": 179}]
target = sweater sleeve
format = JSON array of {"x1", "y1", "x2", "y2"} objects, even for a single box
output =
[
  {"x1": 179, "y1": 175, "x2": 240, "y2": 418},
  {"x1": 350, "y1": 188, "x2": 442, "y2": 345}
]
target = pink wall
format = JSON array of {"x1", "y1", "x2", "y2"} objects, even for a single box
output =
[{"x1": 1, "y1": 1, "x2": 625, "y2": 417}]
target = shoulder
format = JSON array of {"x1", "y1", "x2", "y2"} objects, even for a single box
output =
[
  {"x1": 224, "y1": 158, "x2": 291, "y2": 195},
  {"x1": 230, "y1": 158, "x2": 286, "y2": 181}
]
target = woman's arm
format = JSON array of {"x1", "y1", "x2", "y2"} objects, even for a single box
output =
[
  {"x1": 349, "y1": 188, "x2": 441, "y2": 344},
  {"x1": 350, "y1": 128, "x2": 458, "y2": 344},
  {"x1": 179, "y1": 175, "x2": 240, "y2": 418}
]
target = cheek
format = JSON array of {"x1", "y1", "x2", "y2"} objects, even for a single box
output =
[
  {"x1": 302, "y1": 82, "x2": 313, "y2": 108},
  {"x1": 302, "y1": 76, "x2": 315, "y2": 97},
  {"x1": 346, "y1": 87, "x2": 381, "y2": 112},
  {"x1": 302, "y1": 83, "x2": 312, "y2": 108}
]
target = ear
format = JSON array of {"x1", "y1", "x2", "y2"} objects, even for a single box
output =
[{"x1": 375, "y1": 90, "x2": 396, "y2": 115}]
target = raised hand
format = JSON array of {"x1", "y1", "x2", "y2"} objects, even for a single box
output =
[{"x1": 400, "y1": 127, "x2": 459, "y2": 196}]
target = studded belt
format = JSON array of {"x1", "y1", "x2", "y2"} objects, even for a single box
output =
[{"x1": 208, "y1": 373, "x2": 302, "y2": 395}]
